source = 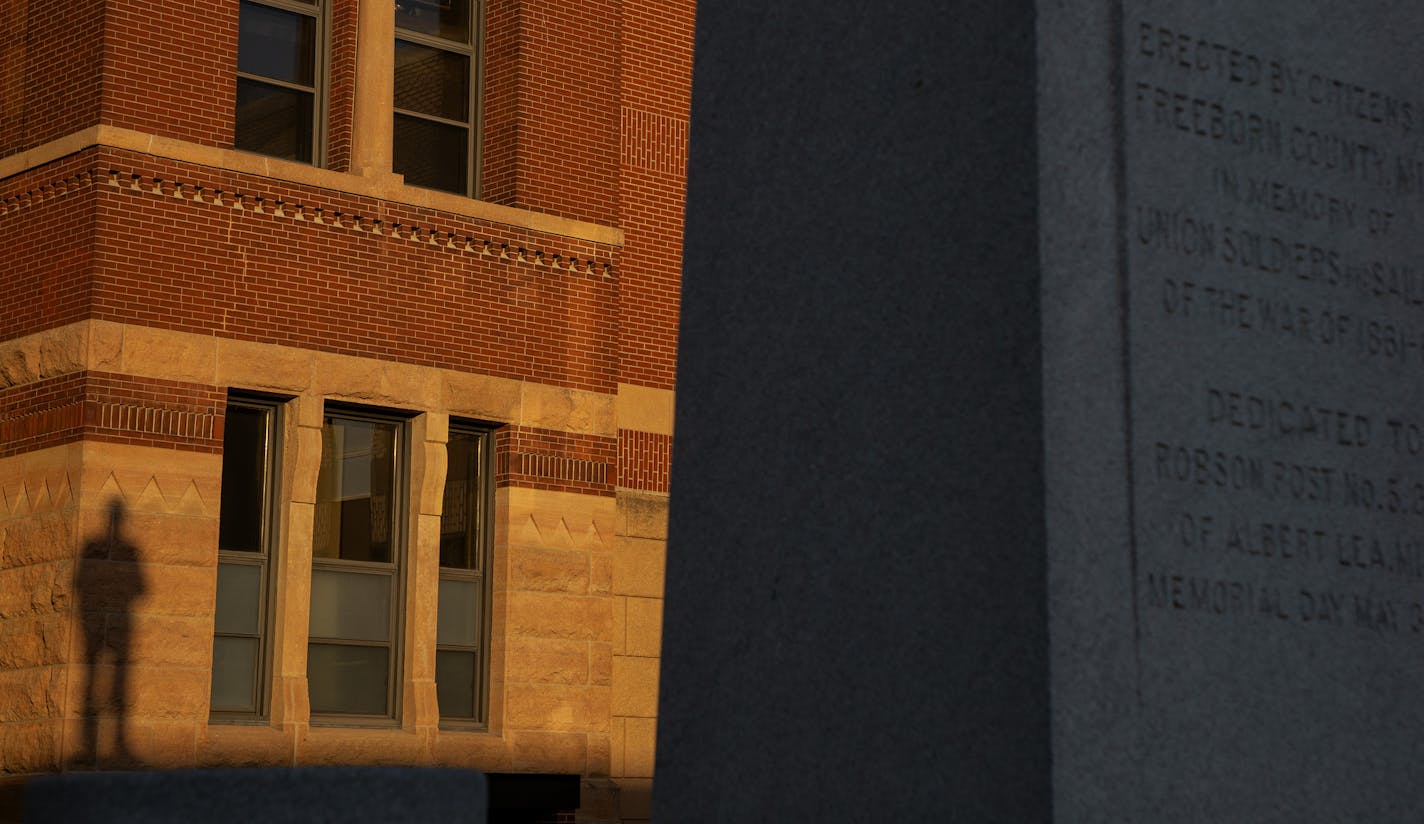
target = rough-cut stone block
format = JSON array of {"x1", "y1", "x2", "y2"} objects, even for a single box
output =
[
  {"x1": 0, "y1": 563, "x2": 60, "y2": 620},
  {"x1": 308, "y1": 352, "x2": 384, "y2": 402},
  {"x1": 616, "y1": 492, "x2": 668, "y2": 541},
  {"x1": 508, "y1": 546, "x2": 590, "y2": 594},
  {"x1": 121, "y1": 324, "x2": 216, "y2": 385},
  {"x1": 443, "y1": 371, "x2": 522, "y2": 423},
  {"x1": 504, "y1": 683, "x2": 609, "y2": 732},
  {"x1": 431, "y1": 728, "x2": 514, "y2": 770},
  {"x1": 624, "y1": 597, "x2": 662, "y2": 659},
  {"x1": 611, "y1": 536, "x2": 664, "y2": 598},
  {"x1": 0, "y1": 335, "x2": 40, "y2": 389},
  {"x1": 73, "y1": 561, "x2": 211, "y2": 617},
  {"x1": 0, "y1": 614, "x2": 68, "y2": 669},
  {"x1": 520, "y1": 384, "x2": 615, "y2": 436},
  {"x1": 379, "y1": 362, "x2": 442, "y2": 410},
  {"x1": 610, "y1": 716, "x2": 625, "y2": 777},
  {"x1": 589, "y1": 551, "x2": 612, "y2": 595},
  {"x1": 508, "y1": 730, "x2": 587, "y2": 773},
  {"x1": 504, "y1": 637, "x2": 589, "y2": 685},
  {"x1": 199, "y1": 723, "x2": 296, "y2": 768},
  {"x1": 76, "y1": 507, "x2": 216, "y2": 568},
  {"x1": 68, "y1": 665, "x2": 209, "y2": 720},
  {"x1": 37, "y1": 324, "x2": 88, "y2": 380},
  {"x1": 124, "y1": 718, "x2": 200, "y2": 769},
  {"x1": 2, "y1": 720, "x2": 61, "y2": 773},
  {"x1": 588, "y1": 643, "x2": 612, "y2": 687},
  {"x1": 0, "y1": 512, "x2": 75, "y2": 568},
  {"x1": 504, "y1": 592, "x2": 611, "y2": 641},
  {"x1": 87, "y1": 321, "x2": 124, "y2": 374},
  {"x1": 0, "y1": 666, "x2": 65, "y2": 722},
  {"x1": 611, "y1": 596, "x2": 626, "y2": 655},
  {"x1": 120, "y1": 613, "x2": 213, "y2": 669},
  {"x1": 615, "y1": 383, "x2": 675, "y2": 436},
  {"x1": 298, "y1": 728, "x2": 428, "y2": 766},
  {"x1": 215, "y1": 337, "x2": 313, "y2": 392},
  {"x1": 622, "y1": 716, "x2": 656, "y2": 779},
  {"x1": 610, "y1": 656, "x2": 658, "y2": 718},
  {"x1": 586, "y1": 732, "x2": 611, "y2": 777}
]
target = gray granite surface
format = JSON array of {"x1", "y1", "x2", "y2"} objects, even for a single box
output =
[
  {"x1": 23, "y1": 767, "x2": 487, "y2": 823},
  {"x1": 661, "y1": 0, "x2": 1424, "y2": 820}
]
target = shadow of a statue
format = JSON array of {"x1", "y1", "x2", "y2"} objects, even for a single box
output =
[{"x1": 69, "y1": 498, "x2": 149, "y2": 770}]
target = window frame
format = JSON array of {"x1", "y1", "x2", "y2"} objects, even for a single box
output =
[
  {"x1": 393, "y1": 0, "x2": 485, "y2": 197},
  {"x1": 436, "y1": 422, "x2": 495, "y2": 728},
  {"x1": 234, "y1": 0, "x2": 329, "y2": 166},
  {"x1": 307, "y1": 405, "x2": 410, "y2": 726},
  {"x1": 210, "y1": 393, "x2": 285, "y2": 723}
]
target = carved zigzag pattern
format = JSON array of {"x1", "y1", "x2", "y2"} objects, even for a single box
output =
[{"x1": 0, "y1": 474, "x2": 74, "y2": 519}]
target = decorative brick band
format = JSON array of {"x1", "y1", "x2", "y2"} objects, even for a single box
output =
[
  {"x1": 0, "y1": 169, "x2": 97, "y2": 216},
  {"x1": 621, "y1": 107, "x2": 689, "y2": 177},
  {"x1": 0, "y1": 371, "x2": 224, "y2": 458},
  {"x1": 0, "y1": 162, "x2": 616, "y2": 278},
  {"x1": 495, "y1": 426, "x2": 616, "y2": 496},
  {"x1": 617, "y1": 428, "x2": 672, "y2": 494}
]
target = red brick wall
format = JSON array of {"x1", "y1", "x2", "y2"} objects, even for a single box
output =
[
  {"x1": 0, "y1": 148, "x2": 624, "y2": 393},
  {"x1": 616, "y1": 0, "x2": 694, "y2": 390},
  {"x1": 0, "y1": 372, "x2": 225, "y2": 459},
  {"x1": 325, "y1": 0, "x2": 359, "y2": 172},
  {"x1": 617, "y1": 429, "x2": 671, "y2": 494},
  {"x1": 496, "y1": 426, "x2": 616, "y2": 496},
  {"x1": 100, "y1": 0, "x2": 237, "y2": 147},
  {"x1": 0, "y1": 155, "x2": 99, "y2": 342},
  {"x1": 479, "y1": 0, "x2": 621, "y2": 225},
  {"x1": 0, "y1": 0, "x2": 105, "y2": 158}
]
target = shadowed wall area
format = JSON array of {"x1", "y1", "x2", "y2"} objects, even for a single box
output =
[{"x1": 71, "y1": 499, "x2": 147, "y2": 769}]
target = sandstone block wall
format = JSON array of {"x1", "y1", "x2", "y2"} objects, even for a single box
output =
[{"x1": 1, "y1": 2, "x2": 691, "y2": 820}]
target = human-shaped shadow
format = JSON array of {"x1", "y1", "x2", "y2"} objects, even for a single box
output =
[{"x1": 71, "y1": 499, "x2": 148, "y2": 769}]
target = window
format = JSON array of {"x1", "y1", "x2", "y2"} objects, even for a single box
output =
[
  {"x1": 436, "y1": 424, "x2": 493, "y2": 723},
  {"x1": 236, "y1": 0, "x2": 324, "y2": 163},
  {"x1": 394, "y1": 0, "x2": 481, "y2": 195},
  {"x1": 211, "y1": 396, "x2": 282, "y2": 718},
  {"x1": 308, "y1": 410, "x2": 405, "y2": 720}
]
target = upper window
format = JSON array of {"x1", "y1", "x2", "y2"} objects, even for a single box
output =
[
  {"x1": 435, "y1": 424, "x2": 493, "y2": 724},
  {"x1": 309, "y1": 410, "x2": 405, "y2": 720},
  {"x1": 211, "y1": 395, "x2": 282, "y2": 719},
  {"x1": 394, "y1": 0, "x2": 481, "y2": 195},
  {"x1": 236, "y1": 0, "x2": 324, "y2": 164}
]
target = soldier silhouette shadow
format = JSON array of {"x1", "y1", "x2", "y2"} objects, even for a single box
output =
[{"x1": 69, "y1": 499, "x2": 149, "y2": 770}]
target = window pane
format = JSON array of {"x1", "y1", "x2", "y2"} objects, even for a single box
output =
[
  {"x1": 211, "y1": 636, "x2": 259, "y2": 712},
  {"x1": 315, "y1": 417, "x2": 397, "y2": 563},
  {"x1": 308, "y1": 644, "x2": 388, "y2": 715},
  {"x1": 215, "y1": 562, "x2": 262, "y2": 635},
  {"x1": 395, "y1": 0, "x2": 470, "y2": 43},
  {"x1": 236, "y1": 79, "x2": 314, "y2": 163},
  {"x1": 219, "y1": 405, "x2": 268, "y2": 552},
  {"x1": 436, "y1": 578, "x2": 477, "y2": 646},
  {"x1": 394, "y1": 114, "x2": 468, "y2": 195},
  {"x1": 436, "y1": 650, "x2": 476, "y2": 719},
  {"x1": 238, "y1": 1, "x2": 315, "y2": 85},
  {"x1": 309, "y1": 569, "x2": 391, "y2": 642},
  {"x1": 394, "y1": 40, "x2": 469, "y2": 121},
  {"x1": 440, "y1": 430, "x2": 478, "y2": 569}
]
